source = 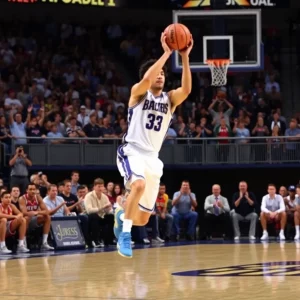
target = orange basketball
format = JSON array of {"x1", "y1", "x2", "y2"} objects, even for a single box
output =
[{"x1": 164, "y1": 23, "x2": 191, "y2": 51}]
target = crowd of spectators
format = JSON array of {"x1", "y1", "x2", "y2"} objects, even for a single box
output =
[
  {"x1": 1, "y1": 20, "x2": 298, "y2": 158},
  {"x1": 1, "y1": 170, "x2": 300, "y2": 254}
]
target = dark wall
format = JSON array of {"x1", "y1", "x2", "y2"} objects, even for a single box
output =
[{"x1": 45, "y1": 167, "x2": 300, "y2": 210}]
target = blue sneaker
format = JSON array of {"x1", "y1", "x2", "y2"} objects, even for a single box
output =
[{"x1": 117, "y1": 232, "x2": 132, "y2": 258}]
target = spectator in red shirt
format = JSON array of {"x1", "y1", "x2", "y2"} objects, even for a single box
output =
[{"x1": 214, "y1": 118, "x2": 232, "y2": 162}]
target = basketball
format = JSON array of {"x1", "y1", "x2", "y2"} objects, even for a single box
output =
[{"x1": 164, "y1": 23, "x2": 191, "y2": 51}]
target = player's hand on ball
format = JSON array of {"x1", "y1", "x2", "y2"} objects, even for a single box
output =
[
  {"x1": 161, "y1": 32, "x2": 173, "y2": 55},
  {"x1": 179, "y1": 35, "x2": 194, "y2": 57}
]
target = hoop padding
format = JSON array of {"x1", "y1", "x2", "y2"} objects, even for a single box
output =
[{"x1": 206, "y1": 59, "x2": 231, "y2": 86}]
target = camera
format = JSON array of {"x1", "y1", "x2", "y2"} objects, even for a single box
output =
[{"x1": 18, "y1": 146, "x2": 23, "y2": 154}]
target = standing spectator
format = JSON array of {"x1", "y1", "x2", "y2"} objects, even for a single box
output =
[
  {"x1": 268, "y1": 111, "x2": 286, "y2": 134},
  {"x1": 233, "y1": 120, "x2": 250, "y2": 161},
  {"x1": 156, "y1": 183, "x2": 173, "y2": 241},
  {"x1": 31, "y1": 172, "x2": 51, "y2": 198},
  {"x1": 25, "y1": 106, "x2": 45, "y2": 143},
  {"x1": 208, "y1": 97, "x2": 233, "y2": 130},
  {"x1": 252, "y1": 116, "x2": 269, "y2": 162},
  {"x1": 231, "y1": 181, "x2": 258, "y2": 240},
  {"x1": 171, "y1": 180, "x2": 198, "y2": 241},
  {"x1": 0, "y1": 115, "x2": 12, "y2": 153},
  {"x1": 285, "y1": 119, "x2": 300, "y2": 160},
  {"x1": 260, "y1": 184, "x2": 286, "y2": 240},
  {"x1": 9, "y1": 146, "x2": 32, "y2": 195},
  {"x1": 9, "y1": 111, "x2": 27, "y2": 145},
  {"x1": 204, "y1": 184, "x2": 231, "y2": 239},
  {"x1": 85, "y1": 178, "x2": 115, "y2": 247},
  {"x1": 66, "y1": 116, "x2": 86, "y2": 142},
  {"x1": 214, "y1": 118, "x2": 232, "y2": 162},
  {"x1": 70, "y1": 171, "x2": 80, "y2": 195},
  {"x1": 19, "y1": 183, "x2": 54, "y2": 250}
]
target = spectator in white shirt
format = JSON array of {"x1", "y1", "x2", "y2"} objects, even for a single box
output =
[
  {"x1": 9, "y1": 111, "x2": 27, "y2": 145},
  {"x1": 260, "y1": 184, "x2": 286, "y2": 241}
]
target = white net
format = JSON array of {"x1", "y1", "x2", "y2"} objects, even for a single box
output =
[{"x1": 206, "y1": 60, "x2": 231, "y2": 86}]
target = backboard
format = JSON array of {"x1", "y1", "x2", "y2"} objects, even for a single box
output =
[{"x1": 172, "y1": 9, "x2": 263, "y2": 72}]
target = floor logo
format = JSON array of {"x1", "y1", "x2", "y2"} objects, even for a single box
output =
[{"x1": 172, "y1": 262, "x2": 300, "y2": 277}]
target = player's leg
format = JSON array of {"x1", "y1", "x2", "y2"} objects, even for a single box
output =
[
  {"x1": 0, "y1": 218, "x2": 11, "y2": 254},
  {"x1": 10, "y1": 216, "x2": 30, "y2": 252},
  {"x1": 276, "y1": 212, "x2": 286, "y2": 240},
  {"x1": 36, "y1": 215, "x2": 54, "y2": 250},
  {"x1": 260, "y1": 212, "x2": 269, "y2": 240},
  {"x1": 294, "y1": 210, "x2": 300, "y2": 240}
]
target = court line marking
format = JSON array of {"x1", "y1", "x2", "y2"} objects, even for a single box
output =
[{"x1": 0, "y1": 295, "x2": 142, "y2": 300}]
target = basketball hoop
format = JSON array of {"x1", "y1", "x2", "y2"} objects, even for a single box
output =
[{"x1": 206, "y1": 59, "x2": 231, "y2": 87}]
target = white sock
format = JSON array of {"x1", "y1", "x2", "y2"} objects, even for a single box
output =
[
  {"x1": 280, "y1": 229, "x2": 284, "y2": 234},
  {"x1": 123, "y1": 219, "x2": 133, "y2": 233},
  {"x1": 42, "y1": 234, "x2": 48, "y2": 244},
  {"x1": 18, "y1": 240, "x2": 24, "y2": 246},
  {"x1": 296, "y1": 226, "x2": 300, "y2": 234},
  {"x1": 0, "y1": 241, "x2": 6, "y2": 248},
  {"x1": 263, "y1": 230, "x2": 268, "y2": 234}
]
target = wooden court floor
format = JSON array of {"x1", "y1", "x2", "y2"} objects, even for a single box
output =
[{"x1": 1, "y1": 241, "x2": 300, "y2": 300}]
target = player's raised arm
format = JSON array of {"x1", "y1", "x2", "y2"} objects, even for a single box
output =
[
  {"x1": 168, "y1": 37, "x2": 193, "y2": 112},
  {"x1": 129, "y1": 33, "x2": 173, "y2": 106}
]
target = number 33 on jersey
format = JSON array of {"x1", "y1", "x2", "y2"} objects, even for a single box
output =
[{"x1": 123, "y1": 90, "x2": 173, "y2": 153}]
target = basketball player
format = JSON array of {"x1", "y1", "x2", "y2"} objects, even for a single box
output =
[
  {"x1": 19, "y1": 183, "x2": 54, "y2": 250},
  {"x1": 0, "y1": 191, "x2": 30, "y2": 253},
  {"x1": 116, "y1": 33, "x2": 193, "y2": 257}
]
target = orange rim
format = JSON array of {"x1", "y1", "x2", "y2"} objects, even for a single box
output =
[{"x1": 206, "y1": 59, "x2": 231, "y2": 67}]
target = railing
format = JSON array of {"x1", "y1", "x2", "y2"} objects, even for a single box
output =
[{"x1": 1, "y1": 136, "x2": 300, "y2": 166}]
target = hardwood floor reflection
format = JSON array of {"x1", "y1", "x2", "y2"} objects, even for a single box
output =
[{"x1": 1, "y1": 242, "x2": 300, "y2": 299}]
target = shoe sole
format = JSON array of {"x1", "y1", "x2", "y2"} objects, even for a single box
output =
[{"x1": 117, "y1": 244, "x2": 132, "y2": 258}]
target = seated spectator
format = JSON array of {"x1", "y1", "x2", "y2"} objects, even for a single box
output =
[
  {"x1": 101, "y1": 117, "x2": 116, "y2": 140},
  {"x1": 171, "y1": 180, "x2": 198, "y2": 241},
  {"x1": 156, "y1": 183, "x2": 173, "y2": 241},
  {"x1": 43, "y1": 184, "x2": 69, "y2": 217},
  {"x1": 265, "y1": 75, "x2": 280, "y2": 93},
  {"x1": 283, "y1": 185, "x2": 298, "y2": 238},
  {"x1": 260, "y1": 184, "x2": 286, "y2": 240},
  {"x1": 83, "y1": 112, "x2": 103, "y2": 144},
  {"x1": 19, "y1": 183, "x2": 54, "y2": 250},
  {"x1": 77, "y1": 185, "x2": 89, "y2": 214},
  {"x1": 163, "y1": 126, "x2": 177, "y2": 145},
  {"x1": 204, "y1": 184, "x2": 231, "y2": 239},
  {"x1": 4, "y1": 89, "x2": 23, "y2": 112},
  {"x1": 268, "y1": 111, "x2": 286, "y2": 134},
  {"x1": 295, "y1": 185, "x2": 300, "y2": 240},
  {"x1": 106, "y1": 182, "x2": 115, "y2": 205},
  {"x1": 231, "y1": 181, "x2": 258, "y2": 240},
  {"x1": 53, "y1": 112, "x2": 66, "y2": 136},
  {"x1": 10, "y1": 186, "x2": 21, "y2": 210},
  {"x1": 47, "y1": 123, "x2": 64, "y2": 143},
  {"x1": 66, "y1": 116, "x2": 86, "y2": 142},
  {"x1": 233, "y1": 120, "x2": 250, "y2": 144},
  {"x1": 77, "y1": 105, "x2": 90, "y2": 127},
  {"x1": 0, "y1": 191, "x2": 30, "y2": 253},
  {"x1": 85, "y1": 178, "x2": 115, "y2": 247},
  {"x1": 0, "y1": 115, "x2": 13, "y2": 153}
]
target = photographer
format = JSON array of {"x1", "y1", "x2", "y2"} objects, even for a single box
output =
[
  {"x1": 9, "y1": 146, "x2": 32, "y2": 195},
  {"x1": 31, "y1": 172, "x2": 51, "y2": 198}
]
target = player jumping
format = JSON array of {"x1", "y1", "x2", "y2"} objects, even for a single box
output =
[{"x1": 116, "y1": 32, "x2": 193, "y2": 258}]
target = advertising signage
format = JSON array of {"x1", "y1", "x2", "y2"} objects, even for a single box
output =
[{"x1": 5, "y1": 0, "x2": 290, "y2": 8}]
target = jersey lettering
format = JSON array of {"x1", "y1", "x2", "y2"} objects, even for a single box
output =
[
  {"x1": 146, "y1": 114, "x2": 163, "y2": 132},
  {"x1": 142, "y1": 99, "x2": 169, "y2": 114}
]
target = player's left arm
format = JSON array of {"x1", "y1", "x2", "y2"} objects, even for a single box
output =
[
  {"x1": 37, "y1": 196, "x2": 50, "y2": 215},
  {"x1": 168, "y1": 37, "x2": 193, "y2": 113}
]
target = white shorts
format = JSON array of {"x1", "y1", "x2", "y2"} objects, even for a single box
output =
[{"x1": 117, "y1": 144, "x2": 163, "y2": 213}]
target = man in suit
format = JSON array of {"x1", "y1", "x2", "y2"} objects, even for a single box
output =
[
  {"x1": 204, "y1": 184, "x2": 231, "y2": 239},
  {"x1": 231, "y1": 181, "x2": 258, "y2": 240}
]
